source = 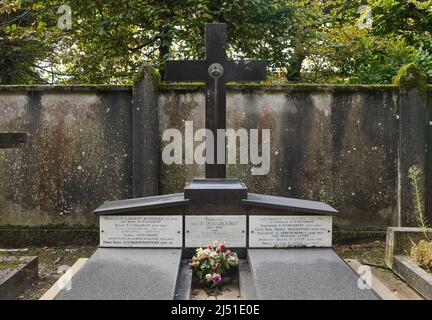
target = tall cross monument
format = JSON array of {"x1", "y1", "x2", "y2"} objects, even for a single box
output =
[{"x1": 165, "y1": 23, "x2": 267, "y2": 178}]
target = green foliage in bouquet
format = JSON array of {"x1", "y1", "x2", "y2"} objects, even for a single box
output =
[{"x1": 189, "y1": 241, "x2": 239, "y2": 288}]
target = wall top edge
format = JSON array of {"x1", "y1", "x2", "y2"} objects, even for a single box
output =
[
  {"x1": 159, "y1": 83, "x2": 401, "y2": 92},
  {"x1": 1, "y1": 83, "x2": 430, "y2": 93},
  {"x1": 0, "y1": 85, "x2": 132, "y2": 92}
]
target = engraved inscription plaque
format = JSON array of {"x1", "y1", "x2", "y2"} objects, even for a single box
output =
[
  {"x1": 100, "y1": 215, "x2": 182, "y2": 248},
  {"x1": 185, "y1": 215, "x2": 246, "y2": 247},
  {"x1": 249, "y1": 216, "x2": 332, "y2": 248}
]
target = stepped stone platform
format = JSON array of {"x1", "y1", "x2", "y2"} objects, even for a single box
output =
[
  {"x1": 53, "y1": 179, "x2": 378, "y2": 300},
  {"x1": 54, "y1": 248, "x2": 378, "y2": 300}
]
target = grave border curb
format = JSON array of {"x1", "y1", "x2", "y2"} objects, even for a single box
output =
[
  {"x1": 0, "y1": 256, "x2": 38, "y2": 300},
  {"x1": 392, "y1": 255, "x2": 432, "y2": 300}
]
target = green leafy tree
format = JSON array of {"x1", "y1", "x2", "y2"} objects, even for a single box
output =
[
  {"x1": 370, "y1": 0, "x2": 432, "y2": 82},
  {"x1": 0, "y1": 1, "x2": 51, "y2": 84},
  {"x1": 51, "y1": 0, "x2": 299, "y2": 83},
  {"x1": 1, "y1": 0, "x2": 431, "y2": 84},
  {"x1": 301, "y1": 0, "x2": 432, "y2": 83}
]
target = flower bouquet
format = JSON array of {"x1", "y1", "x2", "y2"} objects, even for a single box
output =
[{"x1": 189, "y1": 241, "x2": 239, "y2": 289}]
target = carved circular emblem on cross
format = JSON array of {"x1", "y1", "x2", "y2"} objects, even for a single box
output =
[{"x1": 208, "y1": 63, "x2": 224, "y2": 79}]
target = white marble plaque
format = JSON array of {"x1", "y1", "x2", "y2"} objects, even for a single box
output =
[
  {"x1": 185, "y1": 216, "x2": 246, "y2": 247},
  {"x1": 249, "y1": 215, "x2": 332, "y2": 248},
  {"x1": 100, "y1": 215, "x2": 182, "y2": 248}
]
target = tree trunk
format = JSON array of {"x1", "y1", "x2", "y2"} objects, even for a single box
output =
[
  {"x1": 0, "y1": 56, "x2": 13, "y2": 85},
  {"x1": 286, "y1": 50, "x2": 305, "y2": 82},
  {"x1": 158, "y1": 42, "x2": 170, "y2": 80},
  {"x1": 158, "y1": 22, "x2": 173, "y2": 81}
]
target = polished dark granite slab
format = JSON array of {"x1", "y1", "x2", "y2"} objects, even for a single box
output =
[
  {"x1": 248, "y1": 248, "x2": 379, "y2": 300},
  {"x1": 184, "y1": 178, "x2": 248, "y2": 206},
  {"x1": 55, "y1": 248, "x2": 183, "y2": 300},
  {"x1": 93, "y1": 179, "x2": 338, "y2": 216},
  {"x1": 94, "y1": 193, "x2": 188, "y2": 215},
  {"x1": 244, "y1": 193, "x2": 338, "y2": 215}
]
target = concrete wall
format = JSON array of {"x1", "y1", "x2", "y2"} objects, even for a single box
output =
[
  {"x1": 0, "y1": 86, "x2": 132, "y2": 228},
  {"x1": 0, "y1": 83, "x2": 430, "y2": 244},
  {"x1": 159, "y1": 85, "x2": 401, "y2": 230}
]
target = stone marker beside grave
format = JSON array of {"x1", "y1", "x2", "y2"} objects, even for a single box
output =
[
  {"x1": 0, "y1": 131, "x2": 38, "y2": 300},
  {"x1": 0, "y1": 132, "x2": 27, "y2": 149}
]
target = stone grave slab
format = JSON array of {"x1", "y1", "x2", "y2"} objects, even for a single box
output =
[
  {"x1": 55, "y1": 248, "x2": 182, "y2": 300},
  {"x1": 248, "y1": 248, "x2": 379, "y2": 300}
]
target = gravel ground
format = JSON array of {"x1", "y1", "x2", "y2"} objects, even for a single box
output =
[
  {"x1": 335, "y1": 241, "x2": 423, "y2": 300},
  {"x1": 1, "y1": 246, "x2": 97, "y2": 300}
]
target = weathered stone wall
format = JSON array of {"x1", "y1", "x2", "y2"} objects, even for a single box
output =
[
  {"x1": 0, "y1": 86, "x2": 132, "y2": 228},
  {"x1": 159, "y1": 85, "x2": 402, "y2": 231},
  {"x1": 0, "y1": 83, "x2": 430, "y2": 245}
]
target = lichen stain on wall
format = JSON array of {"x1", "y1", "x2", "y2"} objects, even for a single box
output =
[
  {"x1": 0, "y1": 92, "x2": 131, "y2": 227},
  {"x1": 159, "y1": 92, "x2": 205, "y2": 193},
  {"x1": 0, "y1": 93, "x2": 29, "y2": 129},
  {"x1": 329, "y1": 91, "x2": 398, "y2": 227},
  {"x1": 227, "y1": 92, "x2": 292, "y2": 195},
  {"x1": 1, "y1": 87, "x2": 403, "y2": 229},
  {"x1": 158, "y1": 89, "x2": 399, "y2": 227},
  {"x1": 310, "y1": 92, "x2": 332, "y2": 117}
]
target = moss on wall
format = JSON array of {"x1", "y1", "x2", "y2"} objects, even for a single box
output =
[
  {"x1": 133, "y1": 64, "x2": 161, "y2": 89},
  {"x1": 393, "y1": 64, "x2": 428, "y2": 101}
]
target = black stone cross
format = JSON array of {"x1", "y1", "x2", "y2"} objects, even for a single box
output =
[{"x1": 165, "y1": 23, "x2": 267, "y2": 178}]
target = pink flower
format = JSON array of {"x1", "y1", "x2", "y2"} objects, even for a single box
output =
[
  {"x1": 226, "y1": 250, "x2": 232, "y2": 257},
  {"x1": 201, "y1": 255, "x2": 209, "y2": 260},
  {"x1": 212, "y1": 273, "x2": 222, "y2": 284},
  {"x1": 212, "y1": 263, "x2": 221, "y2": 270},
  {"x1": 215, "y1": 246, "x2": 221, "y2": 253},
  {"x1": 220, "y1": 241, "x2": 226, "y2": 249},
  {"x1": 207, "y1": 244, "x2": 212, "y2": 249}
]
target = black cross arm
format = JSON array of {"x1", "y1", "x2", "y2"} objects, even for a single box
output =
[
  {"x1": 165, "y1": 60, "x2": 208, "y2": 82},
  {"x1": 225, "y1": 60, "x2": 267, "y2": 82}
]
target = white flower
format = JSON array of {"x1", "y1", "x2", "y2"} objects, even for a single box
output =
[
  {"x1": 210, "y1": 251, "x2": 219, "y2": 259},
  {"x1": 205, "y1": 274, "x2": 212, "y2": 282},
  {"x1": 228, "y1": 255, "x2": 238, "y2": 266},
  {"x1": 195, "y1": 248, "x2": 205, "y2": 258}
]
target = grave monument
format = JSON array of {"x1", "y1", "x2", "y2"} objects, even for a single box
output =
[{"x1": 55, "y1": 23, "x2": 379, "y2": 300}]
